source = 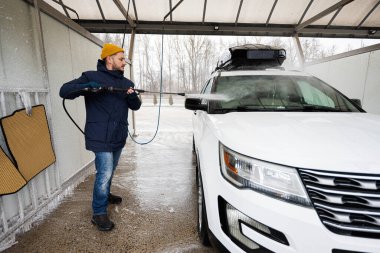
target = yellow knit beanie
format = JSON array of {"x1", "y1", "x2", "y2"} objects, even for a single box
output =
[{"x1": 100, "y1": 43, "x2": 124, "y2": 59}]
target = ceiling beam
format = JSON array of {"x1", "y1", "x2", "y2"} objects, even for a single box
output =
[
  {"x1": 169, "y1": 0, "x2": 173, "y2": 22},
  {"x1": 131, "y1": 0, "x2": 138, "y2": 23},
  {"x1": 76, "y1": 20, "x2": 380, "y2": 39},
  {"x1": 296, "y1": 0, "x2": 354, "y2": 31},
  {"x1": 51, "y1": 0, "x2": 79, "y2": 19},
  {"x1": 266, "y1": 0, "x2": 278, "y2": 27},
  {"x1": 298, "y1": 0, "x2": 314, "y2": 25},
  {"x1": 163, "y1": 0, "x2": 185, "y2": 21},
  {"x1": 356, "y1": 0, "x2": 380, "y2": 29},
  {"x1": 202, "y1": 0, "x2": 207, "y2": 24},
  {"x1": 326, "y1": 5, "x2": 343, "y2": 28},
  {"x1": 95, "y1": 0, "x2": 106, "y2": 23},
  {"x1": 293, "y1": 34, "x2": 305, "y2": 66},
  {"x1": 235, "y1": 0, "x2": 244, "y2": 26},
  {"x1": 58, "y1": 0, "x2": 70, "y2": 18},
  {"x1": 113, "y1": 0, "x2": 136, "y2": 27},
  {"x1": 306, "y1": 43, "x2": 380, "y2": 66}
]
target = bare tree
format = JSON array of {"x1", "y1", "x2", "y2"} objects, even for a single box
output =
[
  {"x1": 184, "y1": 35, "x2": 209, "y2": 92},
  {"x1": 141, "y1": 35, "x2": 156, "y2": 92},
  {"x1": 302, "y1": 38, "x2": 323, "y2": 61},
  {"x1": 129, "y1": 34, "x2": 339, "y2": 93},
  {"x1": 166, "y1": 36, "x2": 175, "y2": 92},
  {"x1": 322, "y1": 45, "x2": 337, "y2": 58},
  {"x1": 174, "y1": 36, "x2": 188, "y2": 92}
]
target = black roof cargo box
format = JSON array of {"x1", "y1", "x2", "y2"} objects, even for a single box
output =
[{"x1": 215, "y1": 44, "x2": 286, "y2": 71}]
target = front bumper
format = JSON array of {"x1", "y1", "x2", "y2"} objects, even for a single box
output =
[{"x1": 202, "y1": 165, "x2": 380, "y2": 253}]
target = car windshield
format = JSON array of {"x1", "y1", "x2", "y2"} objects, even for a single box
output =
[{"x1": 210, "y1": 75, "x2": 362, "y2": 113}]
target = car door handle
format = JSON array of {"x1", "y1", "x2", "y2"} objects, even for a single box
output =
[{"x1": 194, "y1": 111, "x2": 197, "y2": 115}]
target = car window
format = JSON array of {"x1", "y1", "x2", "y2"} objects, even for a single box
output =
[
  {"x1": 200, "y1": 78, "x2": 213, "y2": 105},
  {"x1": 203, "y1": 79, "x2": 213, "y2": 94},
  {"x1": 297, "y1": 80, "x2": 335, "y2": 107},
  {"x1": 210, "y1": 75, "x2": 361, "y2": 113},
  {"x1": 200, "y1": 79, "x2": 211, "y2": 94}
]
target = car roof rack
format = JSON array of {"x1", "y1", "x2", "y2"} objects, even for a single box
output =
[{"x1": 213, "y1": 44, "x2": 286, "y2": 73}]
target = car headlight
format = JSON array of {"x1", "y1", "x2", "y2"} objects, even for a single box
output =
[{"x1": 220, "y1": 143, "x2": 311, "y2": 207}]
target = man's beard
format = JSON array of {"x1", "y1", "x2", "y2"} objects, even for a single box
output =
[{"x1": 112, "y1": 63, "x2": 124, "y2": 73}]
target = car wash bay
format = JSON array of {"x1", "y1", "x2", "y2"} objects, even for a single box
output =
[
  {"x1": 3, "y1": 104, "x2": 217, "y2": 253},
  {"x1": 1, "y1": 0, "x2": 380, "y2": 252}
]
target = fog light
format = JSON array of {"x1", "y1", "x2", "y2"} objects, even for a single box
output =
[
  {"x1": 224, "y1": 201, "x2": 289, "y2": 247},
  {"x1": 226, "y1": 203, "x2": 265, "y2": 250}
]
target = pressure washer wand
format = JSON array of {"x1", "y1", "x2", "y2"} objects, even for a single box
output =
[{"x1": 84, "y1": 87, "x2": 185, "y2": 96}]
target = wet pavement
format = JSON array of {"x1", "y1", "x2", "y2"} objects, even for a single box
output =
[{"x1": 4, "y1": 105, "x2": 219, "y2": 253}]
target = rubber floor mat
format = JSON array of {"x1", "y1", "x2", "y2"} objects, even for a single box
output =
[
  {"x1": 0, "y1": 105, "x2": 56, "y2": 181},
  {"x1": 0, "y1": 147, "x2": 26, "y2": 195}
]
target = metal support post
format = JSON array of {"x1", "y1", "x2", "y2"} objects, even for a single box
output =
[
  {"x1": 293, "y1": 34, "x2": 305, "y2": 69},
  {"x1": 128, "y1": 29, "x2": 138, "y2": 137},
  {"x1": 14, "y1": 94, "x2": 26, "y2": 221}
]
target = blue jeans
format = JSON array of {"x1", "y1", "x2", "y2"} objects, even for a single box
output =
[{"x1": 92, "y1": 148, "x2": 122, "y2": 215}]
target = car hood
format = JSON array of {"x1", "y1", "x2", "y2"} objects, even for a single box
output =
[{"x1": 206, "y1": 112, "x2": 380, "y2": 173}]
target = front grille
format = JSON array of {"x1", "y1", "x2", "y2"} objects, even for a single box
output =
[{"x1": 299, "y1": 169, "x2": 380, "y2": 238}]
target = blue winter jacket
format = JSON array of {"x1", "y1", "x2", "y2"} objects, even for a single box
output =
[{"x1": 59, "y1": 60, "x2": 141, "y2": 152}]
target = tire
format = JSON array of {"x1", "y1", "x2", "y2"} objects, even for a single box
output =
[
  {"x1": 192, "y1": 135, "x2": 196, "y2": 153},
  {"x1": 195, "y1": 158, "x2": 199, "y2": 187},
  {"x1": 197, "y1": 167, "x2": 210, "y2": 246}
]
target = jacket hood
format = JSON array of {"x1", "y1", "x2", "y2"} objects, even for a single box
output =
[
  {"x1": 205, "y1": 112, "x2": 380, "y2": 173},
  {"x1": 97, "y1": 59, "x2": 124, "y2": 79}
]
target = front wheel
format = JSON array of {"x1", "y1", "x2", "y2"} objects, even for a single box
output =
[{"x1": 197, "y1": 168, "x2": 210, "y2": 246}]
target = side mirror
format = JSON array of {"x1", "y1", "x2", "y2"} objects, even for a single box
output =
[
  {"x1": 350, "y1": 98, "x2": 362, "y2": 108},
  {"x1": 185, "y1": 98, "x2": 207, "y2": 111}
]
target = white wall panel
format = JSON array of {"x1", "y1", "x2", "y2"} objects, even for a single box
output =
[
  {"x1": 0, "y1": 0, "x2": 44, "y2": 89},
  {"x1": 41, "y1": 13, "x2": 99, "y2": 182},
  {"x1": 306, "y1": 49, "x2": 380, "y2": 114},
  {"x1": 362, "y1": 50, "x2": 380, "y2": 114},
  {"x1": 0, "y1": 0, "x2": 102, "y2": 245},
  {"x1": 0, "y1": 0, "x2": 45, "y2": 236}
]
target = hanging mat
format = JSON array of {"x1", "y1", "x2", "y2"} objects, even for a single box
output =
[
  {"x1": 0, "y1": 105, "x2": 56, "y2": 181},
  {"x1": 0, "y1": 147, "x2": 26, "y2": 195}
]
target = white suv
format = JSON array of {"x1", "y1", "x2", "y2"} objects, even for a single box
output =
[{"x1": 185, "y1": 45, "x2": 380, "y2": 253}]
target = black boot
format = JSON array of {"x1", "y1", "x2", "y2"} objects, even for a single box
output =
[
  {"x1": 108, "y1": 193, "x2": 122, "y2": 204},
  {"x1": 91, "y1": 214, "x2": 114, "y2": 231}
]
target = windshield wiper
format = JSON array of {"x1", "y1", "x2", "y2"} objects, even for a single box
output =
[
  {"x1": 212, "y1": 107, "x2": 262, "y2": 113},
  {"x1": 236, "y1": 106, "x2": 272, "y2": 111},
  {"x1": 295, "y1": 104, "x2": 341, "y2": 112},
  {"x1": 212, "y1": 108, "x2": 237, "y2": 114},
  {"x1": 213, "y1": 105, "x2": 342, "y2": 113}
]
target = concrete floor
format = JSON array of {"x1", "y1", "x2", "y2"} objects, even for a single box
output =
[{"x1": 4, "y1": 106, "x2": 218, "y2": 253}]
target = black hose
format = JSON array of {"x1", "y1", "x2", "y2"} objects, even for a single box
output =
[
  {"x1": 127, "y1": 28, "x2": 165, "y2": 145},
  {"x1": 62, "y1": 98, "x2": 85, "y2": 134},
  {"x1": 62, "y1": 87, "x2": 185, "y2": 144}
]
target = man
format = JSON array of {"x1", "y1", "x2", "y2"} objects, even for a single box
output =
[{"x1": 60, "y1": 43, "x2": 141, "y2": 231}]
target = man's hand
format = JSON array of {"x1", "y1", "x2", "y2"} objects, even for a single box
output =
[
  {"x1": 82, "y1": 81, "x2": 102, "y2": 89},
  {"x1": 127, "y1": 87, "x2": 135, "y2": 94}
]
